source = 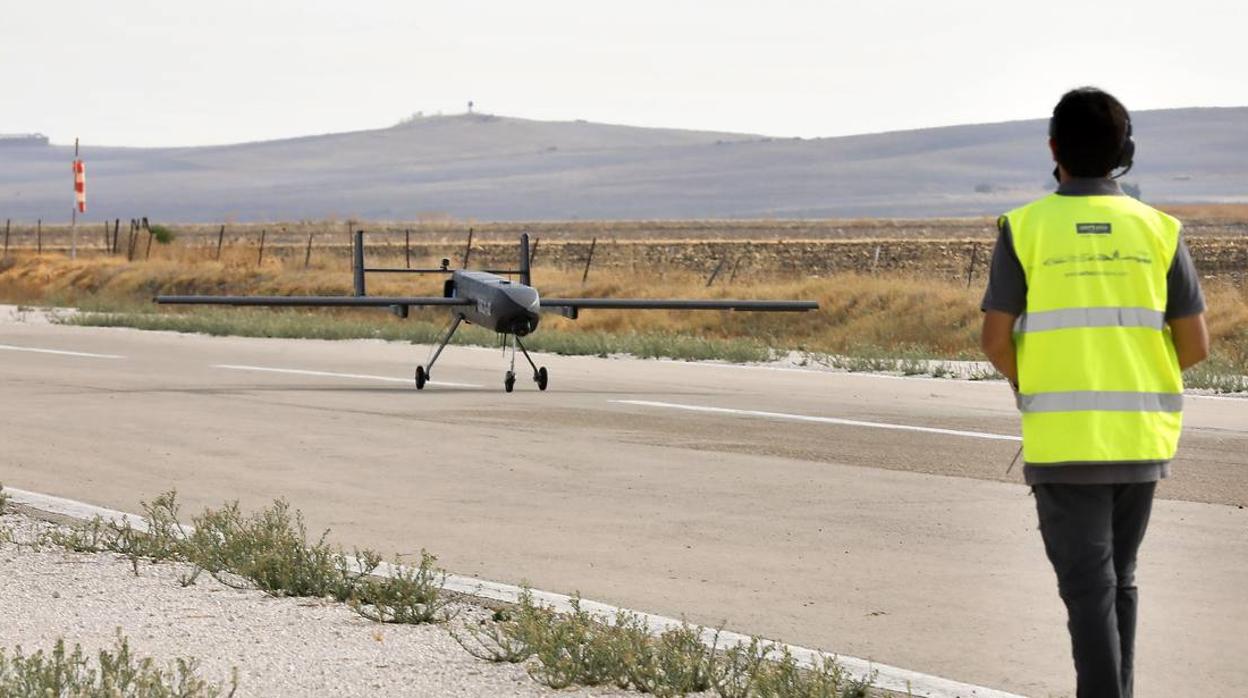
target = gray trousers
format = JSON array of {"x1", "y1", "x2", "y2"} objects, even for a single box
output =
[{"x1": 1034, "y1": 482, "x2": 1156, "y2": 698}]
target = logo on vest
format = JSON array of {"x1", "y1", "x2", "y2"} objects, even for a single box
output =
[{"x1": 1076, "y1": 222, "x2": 1112, "y2": 235}]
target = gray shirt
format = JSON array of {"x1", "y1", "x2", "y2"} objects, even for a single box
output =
[{"x1": 980, "y1": 178, "x2": 1206, "y2": 485}]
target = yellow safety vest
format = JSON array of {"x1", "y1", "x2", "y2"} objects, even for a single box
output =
[{"x1": 1004, "y1": 192, "x2": 1184, "y2": 465}]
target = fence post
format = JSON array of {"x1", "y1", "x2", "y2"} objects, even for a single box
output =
[
  {"x1": 353, "y1": 230, "x2": 366, "y2": 296},
  {"x1": 126, "y1": 220, "x2": 137, "y2": 261},
  {"x1": 965, "y1": 242, "x2": 979, "y2": 288},
  {"x1": 729, "y1": 254, "x2": 744, "y2": 283},
  {"x1": 304, "y1": 232, "x2": 314, "y2": 268},
  {"x1": 37, "y1": 219, "x2": 42, "y2": 255},
  {"x1": 461, "y1": 228, "x2": 474, "y2": 268},
  {"x1": 214, "y1": 224, "x2": 225, "y2": 261},
  {"x1": 257, "y1": 229, "x2": 266, "y2": 266},
  {"x1": 405, "y1": 229, "x2": 411, "y2": 269},
  {"x1": 143, "y1": 218, "x2": 154, "y2": 260},
  {"x1": 112, "y1": 219, "x2": 120, "y2": 254},
  {"x1": 581, "y1": 237, "x2": 597, "y2": 284},
  {"x1": 706, "y1": 257, "x2": 726, "y2": 287},
  {"x1": 3, "y1": 219, "x2": 9, "y2": 257}
]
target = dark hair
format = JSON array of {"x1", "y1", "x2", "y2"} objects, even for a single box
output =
[{"x1": 1049, "y1": 87, "x2": 1131, "y2": 178}]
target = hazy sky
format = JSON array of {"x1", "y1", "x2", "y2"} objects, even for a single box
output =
[{"x1": 3, "y1": 0, "x2": 1244, "y2": 147}]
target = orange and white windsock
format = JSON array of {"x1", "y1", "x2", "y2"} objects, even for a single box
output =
[{"x1": 73, "y1": 159, "x2": 86, "y2": 213}]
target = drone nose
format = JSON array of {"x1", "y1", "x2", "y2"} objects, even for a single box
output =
[{"x1": 505, "y1": 285, "x2": 540, "y2": 311}]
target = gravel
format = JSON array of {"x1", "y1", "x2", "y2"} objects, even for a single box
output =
[{"x1": 0, "y1": 511, "x2": 632, "y2": 697}]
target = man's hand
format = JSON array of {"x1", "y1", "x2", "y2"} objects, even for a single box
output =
[
  {"x1": 1169, "y1": 313, "x2": 1210, "y2": 370},
  {"x1": 981, "y1": 310, "x2": 1019, "y2": 388}
]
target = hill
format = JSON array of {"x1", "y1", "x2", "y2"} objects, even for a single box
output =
[{"x1": 2, "y1": 108, "x2": 1245, "y2": 221}]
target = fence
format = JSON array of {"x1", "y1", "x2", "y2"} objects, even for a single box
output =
[{"x1": 1, "y1": 217, "x2": 1245, "y2": 283}]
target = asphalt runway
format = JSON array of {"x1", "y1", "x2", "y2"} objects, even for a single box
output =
[{"x1": 2, "y1": 308, "x2": 1245, "y2": 696}]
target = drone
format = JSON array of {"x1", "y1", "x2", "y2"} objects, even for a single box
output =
[{"x1": 157, "y1": 232, "x2": 818, "y2": 392}]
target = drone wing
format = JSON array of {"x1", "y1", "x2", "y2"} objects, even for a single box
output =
[
  {"x1": 539, "y1": 298, "x2": 817, "y2": 319},
  {"x1": 155, "y1": 295, "x2": 471, "y2": 308}
]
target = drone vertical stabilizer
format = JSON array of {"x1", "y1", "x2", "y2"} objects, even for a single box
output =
[{"x1": 519, "y1": 233, "x2": 531, "y2": 287}]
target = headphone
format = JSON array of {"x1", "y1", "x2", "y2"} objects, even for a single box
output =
[
  {"x1": 1050, "y1": 111, "x2": 1135, "y2": 182},
  {"x1": 1113, "y1": 116, "x2": 1135, "y2": 178}
]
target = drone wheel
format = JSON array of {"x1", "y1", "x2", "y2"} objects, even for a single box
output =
[
  {"x1": 415, "y1": 365, "x2": 427, "y2": 390},
  {"x1": 504, "y1": 371, "x2": 516, "y2": 393},
  {"x1": 536, "y1": 366, "x2": 548, "y2": 391}
]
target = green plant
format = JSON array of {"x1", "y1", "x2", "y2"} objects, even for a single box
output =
[
  {"x1": 149, "y1": 224, "x2": 177, "y2": 244},
  {"x1": 185, "y1": 499, "x2": 361, "y2": 600},
  {"x1": 0, "y1": 483, "x2": 8, "y2": 515},
  {"x1": 752, "y1": 647, "x2": 873, "y2": 698},
  {"x1": 48, "y1": 493, "x2": 188, "y2": 575},
  {"x1": 0, "y1": 632, "x2": 236, "y2": 697},
  {"x1": 710, "y1": 635, "x2": 774, "y2": 698},
  {"x1": 450, "y1": 605, "x2": 539, "y2": 664},
  {"x1": 351, "y1": 551, "x2": 452, "y2": 624},
  {"x1": 43, "y1": 493, "x2": 451, "y2": 628},
  {"x1": 622, "y1": 618, "x2": 713, "y2": 697},
  {"x1": 523, "y1": 596, "x2": 629, "y2": 690}
]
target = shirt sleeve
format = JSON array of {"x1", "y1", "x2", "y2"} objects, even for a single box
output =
[
  {"x1": 1165, "y1": 236, "x2": 1206, "y2": 320},
  {"x1": 980, "y1": 216, "x2": 1027, "y2": 316}
]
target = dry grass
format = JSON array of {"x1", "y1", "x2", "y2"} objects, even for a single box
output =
[
  {"x1": 1159, "y1": 203, "x2": 1248, "y2": 221},
  {"x1": 0, "y1": 254, "x2": 985, "y2": 358},
  {"x1": 2, "y1": 247, "x2": 1245, "y2": 380}
]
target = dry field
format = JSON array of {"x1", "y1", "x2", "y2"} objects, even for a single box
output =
[{"x1": 2, "y1": 226, "x2": 1245, "y2": 373}]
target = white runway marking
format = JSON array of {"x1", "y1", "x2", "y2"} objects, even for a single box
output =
[
  {"x1": 4, "y1": 485, "x2": 1025, "y2": 698},
  {"x1": 0, "y1": 343, "x2": 124, "y2": 359},
  {"x1": 613, "y1": 399, "x2": 1022, "y2": 442},
  {"x1": 212, "y1": 364, "x2": 482, "y2": 388}
]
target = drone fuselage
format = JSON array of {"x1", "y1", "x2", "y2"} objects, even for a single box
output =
[{"x1": 450, "y1": 270, "x2": 541, "y2": 336}]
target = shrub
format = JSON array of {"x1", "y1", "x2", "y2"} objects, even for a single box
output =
[{"x1": 0, "y1": 632, "x2": 236, "y2": 697}]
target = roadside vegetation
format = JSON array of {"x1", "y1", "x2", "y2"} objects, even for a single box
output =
[
  {"x1": 11, "y1": 492, "x2": 891, "y2": 697},
  {"x1": 0, "y1": 633, "x2": 235, "y2": 698},
  {"x1": 2, "y1": 248, "x2": 1245, "y2": 390}
]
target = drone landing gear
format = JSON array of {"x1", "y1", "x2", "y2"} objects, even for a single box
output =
[
  {"x1": 504, "y1": 335, "x2": 548, "y2": 393},
  {"x1": 415, "y1": 314, "x2": 463, "y2": 390}
]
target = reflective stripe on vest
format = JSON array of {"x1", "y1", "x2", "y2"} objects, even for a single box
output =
[
  {"x1": 1014, "y1": 307, "x2": 1165, "y2": 334},
  {"x1": 1017, "y1": 391, "x2": 1183, "y2": 413},
  {"x1": 1005, "y1": 191, "x2": 1184, "y2": 465}
]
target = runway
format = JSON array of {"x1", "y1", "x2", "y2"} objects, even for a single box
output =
[{"x1": 2, "y1": 308, "x2": 1245, "y2": 696}]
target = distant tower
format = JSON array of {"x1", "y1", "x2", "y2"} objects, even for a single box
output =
[{"x1": 467, "y1": 100, "x2": 474, "y2": 114}]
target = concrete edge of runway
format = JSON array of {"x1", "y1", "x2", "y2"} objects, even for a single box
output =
[{"x1": 4, "y1": 486, "x2": 1025, "y2": 698}]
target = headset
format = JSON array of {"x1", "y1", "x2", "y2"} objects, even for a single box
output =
[{"x1": 1050, "y1": 110, "x2": 1135, "y2": 182}]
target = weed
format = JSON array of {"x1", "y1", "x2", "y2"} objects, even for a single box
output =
[
  {"x1": 752, "y1": 647, "x2": 874, "y2": 698},
  {"x1": 185, "y1": 499, "x2": 358, "y2": 599},
  {"x1": 0, "y1": 631, "x2": 236, "y2": 697},
  {"x1": 41, "y1": 493, "x2": 451, "y2": 628},
  {"x1": 351, "y1": 551, "x2": 453, "y2": 624},
  {"x1": 0, "y1": 483, "x2": 8, "y2": 515},
  {"x1": 523, "y1": 596, "x2": 628, "y2": 689},
  {"x1": 710, "y1": 635, "x2": 774, "y2": 698},
  {"x1": 451, "y1": 617, "x2": 536, "y2": 664},
  {"x1": 149, "y1": 225, "x2": 177, "y2": 244},
  {"x1": 48, "y1": 493, "x2": 187, "y2": 575},
  {"x1": 621, "y1": 618, "x2": 714, "y2": 697},
  {"x1": 1184, "y1": 352, "x2": 1248, "y2": 393}
]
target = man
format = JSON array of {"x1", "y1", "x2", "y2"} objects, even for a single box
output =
[{"x1": 980, "y1": 87, "x2": 1210, "y2": 698}]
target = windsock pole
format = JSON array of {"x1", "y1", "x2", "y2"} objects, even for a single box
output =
[{"x1": 71, "y1": 138, "x2": 85, "y2": 259}]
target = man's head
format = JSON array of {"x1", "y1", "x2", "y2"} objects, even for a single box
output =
[{"x1": 1048, "y1": 87, "x2": 1133, "y2": 179}]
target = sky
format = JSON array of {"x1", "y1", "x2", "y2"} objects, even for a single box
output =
[{"x1": 2, "y1": 0, "x2": 1245, "y2": 147}]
